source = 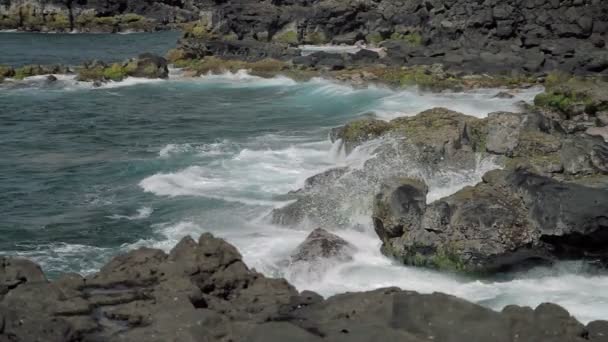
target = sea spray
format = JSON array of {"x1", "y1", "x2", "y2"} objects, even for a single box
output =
[{"x1": 3, "y1": 67, "x2": 605, "y2": 323}]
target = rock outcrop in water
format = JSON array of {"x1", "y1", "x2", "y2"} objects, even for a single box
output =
[
  {"x1": 2, "y1": 233, "x2": 608, "y2": 342},
  {"x1": 0, "y1": 53, "x2": 168, "y2": 85},
  {"x1": 272, "y1": 77, "x2": 608, "y2": 273},
  {"x1": 373, "y1": 168, "x2": 608, "y2": 273}
]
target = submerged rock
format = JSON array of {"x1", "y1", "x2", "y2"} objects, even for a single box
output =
[
  {"x1": 374, "y1": 168, "x2": 608, "y2": 273},
  {"x1": 1, "y1": 234, "x2": 606, "y2": 341}
]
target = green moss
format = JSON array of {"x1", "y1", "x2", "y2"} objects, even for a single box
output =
[
  {"x1": 75, "y1": 12, "x2": 95, "y2": 27},
  {"x1": 341, "y1": 119, "x2": 391, "y2": 143},
  {"x1": 430, "y1": 248, "x2": 467, "y2": 272},
  {"x1": 142, "y1": 64, "x2": 158, "y2": 76},
  {"x1": 544, "y1": 71, "x2": 571, "y2": 89},
  {"x1": 222, "y1": 32, "x2": 239, "y2": 41},
  {"x1": 76, "y1": 66, "x2": 105, "y2": 82},
  {"x1": 274, "y1": 30, "x2": 298, "y2": 45},
  {"x1": 124, "y1": 61, "x2": 138, "y2": 74},
  {"x1": 534, "y1": 91, "x2": 594, "y2": 116},
  {"x1": 14, "y1": 65, "x2": 41, "y2": 80},
  {"x1": 0, "y1": 16, "x2": 20, "y2": 28},
  {"x1": 21, "y1": 5, "x2": 44, "y2": 27},
  {"x1": 304, "y1": 31, "x2": 328, "y2": 45},
  {"x1": 191, "y1": 25, "x2": 210, "y2": 38},
  {"x1": 121, "y1": 13, "x2": 145, "y2": 23},
  {"x1": 102, "y1": 63, "x2": 127, "y2": 81},
  {"x1": 468, "y1": 121, "x2": 488, "y2": 153},
  {"x1": 94, "y1": 16, "x2": 119, "y2": 27},
  {"x1": 365, "y1": 32, "x2": 384, "y2": 45},
  {"x1": 48, "y1": 13, "x2": 70, "y2": 30},
  {"x1": 403, "y1": 245, "x2": 467, "y2": 273},
  {"x1": 390, "y1": 32, "x2": 422, "y2": 46}
]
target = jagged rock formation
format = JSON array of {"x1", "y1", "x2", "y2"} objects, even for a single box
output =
[
  {"x1": 373, "y1": 168, "x2": 608, "y2": 273},
  {"x1": 2, "y1": 233, "x2": 608, "y2": 341},
  {"x1": 272, "y1": 78, "x2": 608, "y2": 273},
  {"x1": 174, "y1": 0, "x2": 608, "y2": 75},
  {"x1": 2, "y1": 0, "x2": 606, "y2": 74}
]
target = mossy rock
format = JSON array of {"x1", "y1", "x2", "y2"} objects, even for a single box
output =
[
  {"x1": 102, "y1": 63, "x2": 127, "y2": 81},
  {"x1": 513, "y1": 131, "x2": 562, "y2": 156},
  {"x1": 304, "y1": 31, "x2": 328, "y2": 45},
  {"x1": 21, "y1": 5, "x2": 45, "y2": 28},
  {"x1": 166, "y1": 49, "x2": 187, "y2": 63},
  {"x1": 505, "y1": 153, "x2": 562, "y2": 174},
  {"x1": 390, "y1": 32, "x2": 422, "y2": 46},
  {"x1": 273, "y1": 30, "x2": 298, "y2": 45},
  {"x1": 93, "y1": 16, "x2": 119, "y2": 27},
  {"x1": 121, "y1": 13, "x2": 145, "y2": 23},
  {"x1": 397, "y1": 67, "x2": 460, "y2": 91},
  {"x1": 335, "y1": 118, "x2": 392, "y2": 153},
  {"x1": 14, "y1": 65, "x2": 44, "y2": 79},
  {"x1": 535, "y1": 76, "x2": 608, "y2": 117},
  {"x1": 0, "y1": 65, "x2": 15, "y2": 78},
  {"x1": 47, "y1": 13, "x2": 71, "y2": 30},
  {"x1": 76, "y1": 64, "x2": 106, "y2": 82},
  {"x1": 120, "y1": 14, "x2": 152, "y2": 31},
  {"x1": 502, "y1": 130, "x2": 564, "y2": 174},
  {"x1": 75, "y1": 12, "x2": 96, "y2": 27},
  {"x1": 0, "y1": 16, "x2": 20, "y2": 28},
  {"x1": 389, "y1": 107, "x2": 485, "y2": 149},
  {"x1": 365, "y1": 32, "x2": 384, "y2": 45}
]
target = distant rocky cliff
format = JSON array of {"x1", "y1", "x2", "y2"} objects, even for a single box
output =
[{"x1": 2, "y1": 0, "x2": 606, "y2": 74}]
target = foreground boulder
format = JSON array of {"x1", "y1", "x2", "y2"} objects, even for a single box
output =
[
  {"x1": 1, "y1": 233, "x2": 607, "y2": 341},
  {"x1": 373, "y1": 168, "x2": 608, "y2": 273}
]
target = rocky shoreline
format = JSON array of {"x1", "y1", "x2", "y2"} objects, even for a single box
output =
[
  {"x1": 2, "y1": 0, "x2": 607, "y2": 74},
  {"x1": 2, "y1": 0, "x2": 608, "y2": 340},
  {"x1": 2, "y1": 233, "x2": 608, "y2": 341}
]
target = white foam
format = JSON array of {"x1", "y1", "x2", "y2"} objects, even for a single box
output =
[
  {"x1": 197, "y1": 70, "x2": 298, "y2": 88},
  {"x1": 10, "y1": 242, "x2": 112, "y2": 276},
  {"x1": 372, "y1": 87, "x2": 543, "y2": 120},
  {"x1": 109, "y1": 206, "x2": 153, "y2": 220}
]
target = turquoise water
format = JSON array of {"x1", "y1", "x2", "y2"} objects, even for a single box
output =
[{"x1": 1, "y1": 33, "x2": 607, "y2": 323}]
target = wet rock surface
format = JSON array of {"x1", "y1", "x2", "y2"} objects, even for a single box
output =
[
  {"x1": 290, "y1": 228, "x2": 355, "y2": 263},
  {"x1": 373, "y1": 168, "x2": 608, "y2": 273},
  {"x1": 2, "y1": 233, "x2": 608, "y2": 342}
]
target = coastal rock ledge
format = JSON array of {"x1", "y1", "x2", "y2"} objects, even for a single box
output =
[{"x1": 1, "y1": 234, "x2": 607, "y2": 342}]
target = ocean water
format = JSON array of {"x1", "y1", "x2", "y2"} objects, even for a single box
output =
[{"x1": 1, "y1": 33, "x2": 607, "y2": 324}]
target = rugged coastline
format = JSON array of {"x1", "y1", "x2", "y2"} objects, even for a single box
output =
[
  {"x1": 2, "y1": 0, "x2": 608, "y2": 340},
  {"x1": 2, "y1": 233, "x2": 608, "y2": 341}
]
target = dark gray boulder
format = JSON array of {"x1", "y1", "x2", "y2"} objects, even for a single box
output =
[
  {"x1": 290, "y1": 228, "x2": 355, "y2": 263},
  {"x1": 126, "y1": 53, "x2": 169, "y2": 79},
  {"x1": 373, "y1": 168, "x2": 608, "y2": 273}
]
